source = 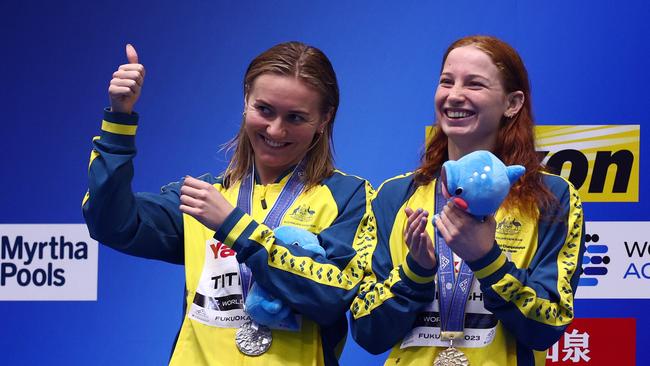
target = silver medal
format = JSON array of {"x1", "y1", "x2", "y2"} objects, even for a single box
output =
[
  {"x1": 433, "y1": 346, "x2": 470, "y2": 366},
  {"x1": 235, "y1": 320, "x2": 272, "y2": 356}
]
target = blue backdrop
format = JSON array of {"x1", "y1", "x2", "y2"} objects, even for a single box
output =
[{"x1": 1, "y1": 1, "x2": 648, "y2": 365}]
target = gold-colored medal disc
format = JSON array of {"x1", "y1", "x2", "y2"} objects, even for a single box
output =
[{"x1": 433, "y1": 346, "x2": 469, "y2": 366}]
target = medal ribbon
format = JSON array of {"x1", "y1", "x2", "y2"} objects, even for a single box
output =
[
  {"x1": 236, "y1": 161, "x2": 307, "y2": 301},
  {"x1": 435, "y1": 180, "x2": 475, "y2": 337}
]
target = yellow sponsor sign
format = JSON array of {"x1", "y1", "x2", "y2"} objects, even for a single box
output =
[
  {"x1": 536, "y1": 125, "x2": 639, "y2": 202},
  {"x1": 425, "y1": 125, "x2": 640, "y2": 202}
]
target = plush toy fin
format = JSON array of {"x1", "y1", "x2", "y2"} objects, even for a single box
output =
[
  {"x1": 246, "y1": 283, "x2": 292, "y2": 326},
  {"x1": 260, "y1": 294, "x2": 283, "y2": 314},
  {"x1": 507, "y1": 165, "x2": 526, "y2": 184}
]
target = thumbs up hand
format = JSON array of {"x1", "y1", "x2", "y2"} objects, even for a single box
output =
[{"x1": 108, "y1": 44, "x2": 145, "y2": 114}]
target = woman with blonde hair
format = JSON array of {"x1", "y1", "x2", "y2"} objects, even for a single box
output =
[{"x1": 84, "y1": 41, "x2": 373, "y2": 366}]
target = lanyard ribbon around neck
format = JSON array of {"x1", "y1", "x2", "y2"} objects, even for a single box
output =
[
  {"x1": 236, "y1": 161, "x2": 307, "y2": 300},
  {"x1": 435, "y1": 179, "x2": 475, "y2": 341}
]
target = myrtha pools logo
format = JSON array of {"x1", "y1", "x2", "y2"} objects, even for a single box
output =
[
  {"x1": 579, "y1": 233, "x2": 610, "y2": 288},
  {"x1": 1, "y1": 224, "x2": 98, "y2": 301}
]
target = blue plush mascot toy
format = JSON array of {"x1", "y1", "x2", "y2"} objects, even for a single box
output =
[
  {"x1": 440, "y1": 150, "x2": 526, "y2": 218},
  {"x1": 245, "y1": 225, "x2": 325, "y2": 329}
]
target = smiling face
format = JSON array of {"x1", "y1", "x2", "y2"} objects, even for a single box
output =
[
  {"x1": 435, "y1": 45, "x2": 514, "y2": 160},
  {"x1": 244, "y1": 73, "x2": 329, "y2": 184}
]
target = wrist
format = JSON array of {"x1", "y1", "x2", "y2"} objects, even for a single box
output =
[
  {"x1": 216, "y1": 206, "x2": 235, "y2": 230},
  {"x1": 466, "y1": 242, "x2": 506, "y2": 279},
  {"x1": 415, "y1": 255, "x2": 436, "y2": 270},
  {"x1": 402, "y1": 253, "x2": 437, "y2": 283},
  {"x1": 110, "y1": 106, "x2": 132, "y2": 114}
]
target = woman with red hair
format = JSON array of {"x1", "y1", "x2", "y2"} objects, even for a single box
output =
[{"x1": 351, "y1": 35, "x2": 585, "y2": 365}]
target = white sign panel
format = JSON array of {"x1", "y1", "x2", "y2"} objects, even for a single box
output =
[
  {"x1": 1, "y1": 224, "x2": 98, "y2": 301},
  {"x1": 577, "y1": 221, "x2": 650, "y2": 299}
]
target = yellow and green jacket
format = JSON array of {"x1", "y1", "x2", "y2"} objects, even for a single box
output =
[
  {"x1": 82, "y1": 110, "x2": 374, "y2": 366},
  {"x1": 350, "y1": 172, "x2": 585, "y2": 366}
]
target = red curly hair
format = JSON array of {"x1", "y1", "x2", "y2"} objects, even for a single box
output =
[{"x1": 415, "y1": 35, "x2": 555, "y2": 215}]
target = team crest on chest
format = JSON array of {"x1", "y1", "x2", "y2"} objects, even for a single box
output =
[
  {"x1": 496, "y1": 217, "x2": 523, "y2": 236},
  {"x1": 494, "y1": 215, "x2": 531, "y2": 258},
  {"x1": 287, "y1": 204, "x2": 316, "y2": 223}
]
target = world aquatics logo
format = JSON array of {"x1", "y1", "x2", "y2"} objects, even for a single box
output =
[{"x1": 579, "y1": 233, "x2": 610, "y2": 287}]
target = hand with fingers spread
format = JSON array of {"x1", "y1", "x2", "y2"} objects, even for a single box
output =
[
  {"x1": 404, "y1": 207, "x2": 437, "y2": 270},
  {"x1": 433, "y1": 201, "x2": 496, "y2": 262},
  {"x1": 179, "y1": 176, "x2": 234, "y2": 231},
  {"x1": 109, "y1": 44, "x2": 145, "y2": 114}
]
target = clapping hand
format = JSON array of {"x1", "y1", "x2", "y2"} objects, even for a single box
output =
[{"x1": 404, "y1": 207, "x2": 437, "y2": 270}]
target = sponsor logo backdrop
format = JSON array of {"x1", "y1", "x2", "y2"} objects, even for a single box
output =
[{"x1": 1, "y1": 224, "x2": 97, "y2": 300}]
